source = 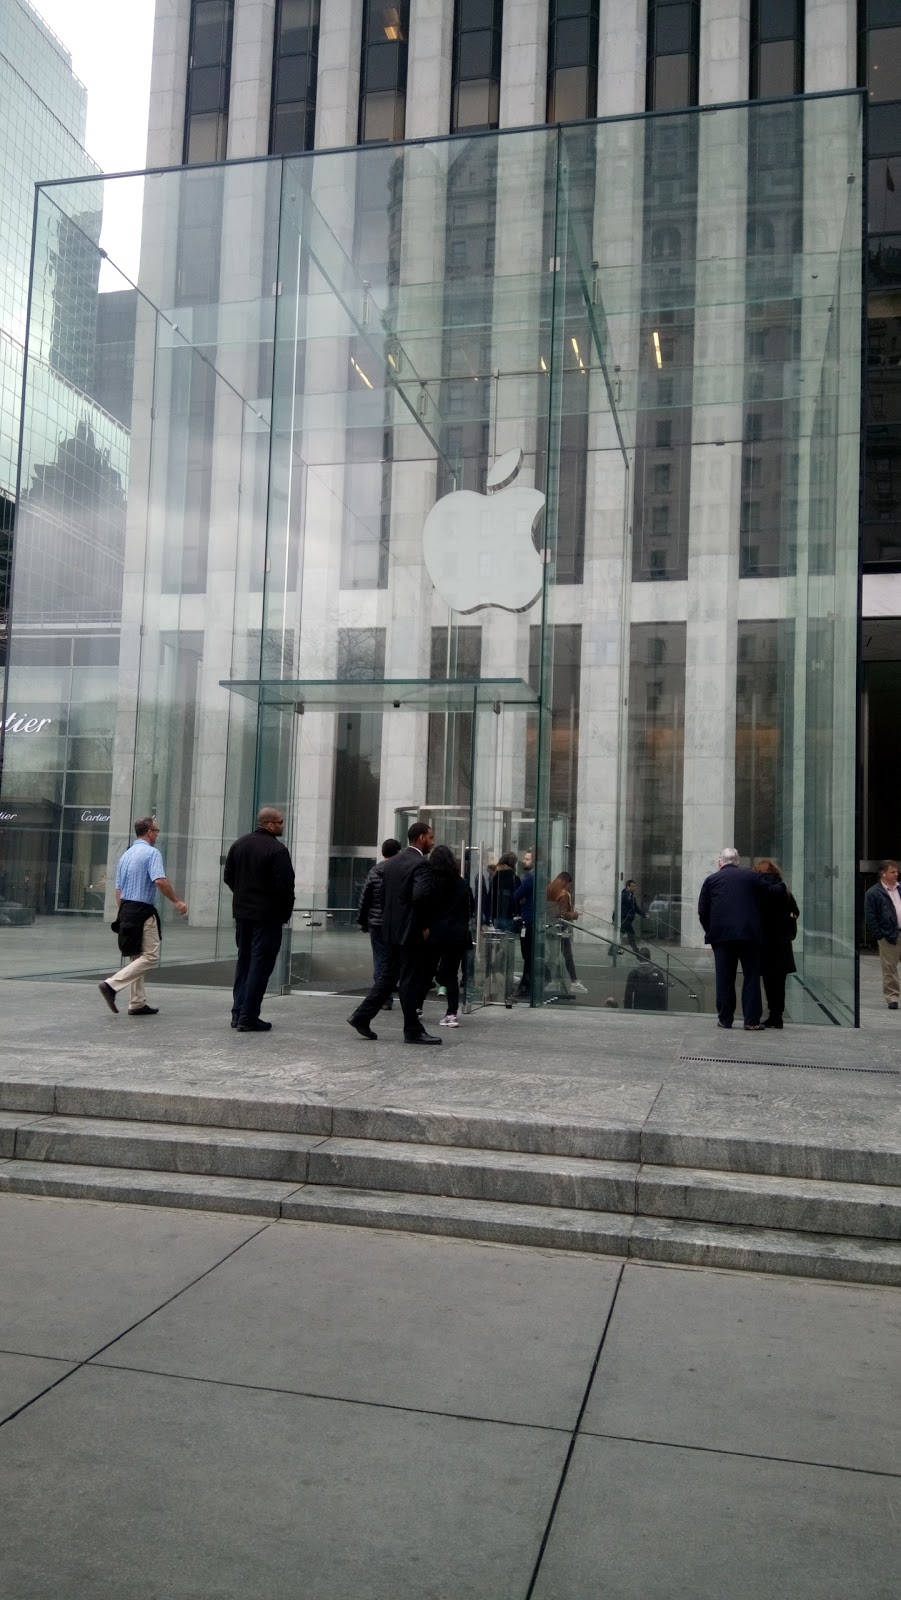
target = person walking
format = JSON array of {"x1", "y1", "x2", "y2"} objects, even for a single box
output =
[
  {"x1": 420, "y1": 844, "x2": 474, "y2": 1027},
  {"x1": 223, "y1": 806, "x2": 295, "y2": 1033},
  {"x1": 624, "y1": 946, "x2": 668, "y2": 1010},
  {"x1": 754, "y1": 858, "x2": 799, "y2": 1029},
  {"x1": 697, "y1": 847, "x2": 776, "y2": 1030},
  {"x1": 864, "y1": 859, "x2": 901, "y2": 1010},
  {"x1": 347, "y1": 821, "x2": 442, "y2": 1045},
  {"x1": 513, "y1": 850, "x2": 535, "y2": 997},
  {"x1": 491, "y1": 852, "x2": 520, "y2": 931},
  {"x1": 98, "y1": 817, "x2": 188, "y2": 1016},
  {"x1": 358, "y1": 838, "x2": 402, "y2": 1009},
  {"x1": 620, "y1": 879, "x2": 646, "y2": 958},
  {"x1": 547, "y1": 872, "x2": 588, "y2": 993}
]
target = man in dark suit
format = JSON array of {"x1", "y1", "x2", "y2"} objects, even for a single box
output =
[
  {"x1": 223, "y1": 806, "x2": 295, "y2": 1033},
  {"x1": 348, "y1": 821, "x2": 442, "y2": 1046},
  {"x1": 698, "y1": 847, "x2": 773, "y2": 1030}
]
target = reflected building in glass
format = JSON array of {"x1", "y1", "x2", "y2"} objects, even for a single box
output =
[{"x1": 0, "y1": 0, "x2": 869, "y2": 1025}]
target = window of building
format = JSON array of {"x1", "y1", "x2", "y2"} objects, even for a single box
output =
[
  {"x1": 184, "y1": 0, "x2": 233, "y2": 164},
  {"x1": 646, "y1": 0, "x2": 699, "y2": 111},
  {"x1": 270, "y1": 0, "x2": 320, "y2": 155},
  {"x1": 359, "y1": 0, "x2": 410, "y2": 142},
  {"x1": 750, "y1": 0, "x2": 803, "y2": 99},
  {"x1": 451, "y1": 0, "x2": 502, "y2": 132},
  {"x1": 546, "y1": 0, "x2": 599, "y2": 123}
]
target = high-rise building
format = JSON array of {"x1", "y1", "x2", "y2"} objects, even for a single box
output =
[
  {"x1": 0, "y1": 1, "x2": 882, "y2": 1024},
  {"x1": 0, "y1": 0, "x2": 130, "y2": 913}
]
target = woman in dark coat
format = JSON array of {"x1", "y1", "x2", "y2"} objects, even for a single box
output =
[
  {"x1": 754, "y1": 858, "x2": 799, "y2": 1029},
  {"x1": 422, "y1": 844, "x2": 474, "y2": 1028}
]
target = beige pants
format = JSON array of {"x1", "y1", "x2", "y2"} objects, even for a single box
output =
[
  {"x1": 108, "y1": 916, "x2": 161, "y2": 1011},
  {"x1": 878, "y1": 938, "x2": 901, "y2": 1003}
]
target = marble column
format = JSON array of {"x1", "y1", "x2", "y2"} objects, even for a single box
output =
[
  {"x1": 499, "y1": 0, "x2": 549, "y2": 128},
  {"x1": 805, "y1": 0, "x2": 856, "y2": 92},
  {"x1": 145, "y1": 0, "x2": 191, "y2": 168},
  {"x1": 597, "y1": 0, "x2": 646, "y2": 118},
  {"x1": 699, "y1": 0, "x2": 750, "y2": 106},
  {"x1": 226, "y1": 0, "x2": 277, "y2": 160},
  {"x1": 406, "y1": 0, "x2": 454, "y2": 138},
  {"x1": 314, "y1": 0, "x2": 365, "y2": 149}
]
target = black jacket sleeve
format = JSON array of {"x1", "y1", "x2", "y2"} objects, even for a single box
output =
[
  {"x1": 223, "y1": 844, "x2": 235, "y2": 892},
  {"x1": 358, "y1": 870, "x2": 376, "y2": 930},
  {"x1": 272, "y1": 847, "x2": 295, "y2": 923}
]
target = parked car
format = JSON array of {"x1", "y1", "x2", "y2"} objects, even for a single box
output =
[{"x1": 646, "y1": 895, "x2": 693, "y2": 943}]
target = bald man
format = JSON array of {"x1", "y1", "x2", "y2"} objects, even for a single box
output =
[{"x1": 223, "y1": 806, "x2": 295, "y2": 1032}]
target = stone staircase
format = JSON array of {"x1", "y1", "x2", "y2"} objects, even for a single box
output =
[{"x1": 1, "y1": 1082, "x2": 900, "y2": 1286}]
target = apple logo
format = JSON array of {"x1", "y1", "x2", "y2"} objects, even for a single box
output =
[{"x1": 422, "y1": 447, "x2": 546, "y2": 614}]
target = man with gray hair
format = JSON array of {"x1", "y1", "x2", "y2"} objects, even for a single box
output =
[
  {"x1": 698, "y1": 848, "x2": 774, "y2": 1030},
  {"x1": 223, "y1": 806, "x2": 295, "y2": 1032}
]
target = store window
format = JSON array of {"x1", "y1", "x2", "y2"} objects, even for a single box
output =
[
  {"x1": 547, "y1": 0, "x2": 599, "y2": 123},
  {"x1": 750, "y1": 0, "x2": 804, "y2": 99},
  {"x1": 359, "y1": 0, "x2": 410, "y2": 143},
  {"x1": 646, "y1": 0, "x2": 699, "y2": 111},
  {"x1": 451, "y1": 0, "x2": 503, "y2": 132},
  {"x1": 270, "y1": 0, "x2": 320, "y2": 155},
  {"x1": 184, "y1": 0, "x2": 234, "y2": 164}
]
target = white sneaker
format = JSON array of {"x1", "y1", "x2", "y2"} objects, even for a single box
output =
[
  {"x1": 439, "y1": 1013, "x2": 459, "y2": 1027},
  {"x1": 570, "y1": 981, "x2": 588, "y2": 993}
]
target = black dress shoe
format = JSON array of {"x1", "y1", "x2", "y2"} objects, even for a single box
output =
[
  {"x1": 98, "y1": 981, "x2": 118, "y2": 1014},
  {"x1": 762, "y1": 1016, "x2": 783, "y2": 1029},
  {"x1": 231, "y1": 1016, "x2": 238, "y2": 1029},
  {"x1": 128, "y1": 1005, "x2": 158, "y2": 1016},
  {"x1": 237, "y1": 1019, "x2": 272, "y2": 1032},
  {"x1": 717, "y1": 1021, "x2": 732, "y2": 1029},
  {"x1": 348, "y1": 1017, "x2": 377, "y2": 1040},
  {"x1": 404, "y1": 1032, "x2": 442, "y2": 1045},
  {"x1": 889, "y1": 1002, "x2": 899, "y2": 1011}
]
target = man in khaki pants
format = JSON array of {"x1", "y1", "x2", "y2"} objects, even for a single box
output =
[
  {"x1": 864, "y1": 859, "x2": 901, "y2": 1010},
  {"x1": 98, "y1": 817, "x2": 188, "y2": 1015}
]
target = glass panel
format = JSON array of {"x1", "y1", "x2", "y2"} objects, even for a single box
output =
[
  {"x1": 757, "y1": 40, "x2": 797, "y2": 98},
  {"x1": 868, "y1": 28, "x2": 901, "y2": 102},
  {"x1": 0, "y1": 97, "x2": 862, "y2": 1025},
  {"x1": 653, "y1": 54, "x2": 691, "y2": 110}
]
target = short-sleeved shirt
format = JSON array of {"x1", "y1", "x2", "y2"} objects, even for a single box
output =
[{"x1": 116, "y1": 838, "x2": 165, "y2": 904}]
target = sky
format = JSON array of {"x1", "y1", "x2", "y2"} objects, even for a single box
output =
[{"x1": 30, "y1": 0, "x2": 156, "y2": 284}]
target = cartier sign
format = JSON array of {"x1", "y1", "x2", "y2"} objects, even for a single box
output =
[{"x1": 3, "y1": 713, "x2": 52, "y2": 734}]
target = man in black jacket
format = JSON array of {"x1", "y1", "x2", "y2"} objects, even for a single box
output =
[
  {"x1": 864, "y1": 859, "x2": 901, "y2": 1009},
  {"x1": 698, "y1": 847, "x2": 775, "y2": 1030},
  {"x1": 348, "y1": 821, "x2": 442, "y2": 1045},
  {"x1": 357, "y1": 837, "x2": 402, "y2": 1007},
  {"x1": 223, "y1": 806, "x2": 295, "y2": 1032},
  {"x1": 620, "y1": 880, "x2": 646, "y2": 958}
]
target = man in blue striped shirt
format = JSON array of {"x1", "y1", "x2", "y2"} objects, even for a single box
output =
[{"x1": 98, "y1": 817, "x2": 188, "y2": 1015}]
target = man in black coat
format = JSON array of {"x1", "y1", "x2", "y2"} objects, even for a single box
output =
[
  {"x1": 348, "y1": 821, "x2": 442, "y2": 1045},
  {"x1": 697, "y1": 847, "x2": 774, "y2": 1030},
  {"x1": 223, "y1": 806, "x2": 295, "y2": 1032},
  {"x1": 864, "y1": 859, "x2": 901, "y2": 1010}
]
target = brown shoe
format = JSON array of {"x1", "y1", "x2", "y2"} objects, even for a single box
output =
[{"x1": 98, "y1": 982, "x2": 118, "y2": 1014}]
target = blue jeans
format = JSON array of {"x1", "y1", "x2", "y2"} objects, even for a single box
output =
[{"x1": 233, "y1": 921, "x2": 283, "y2": 1024}]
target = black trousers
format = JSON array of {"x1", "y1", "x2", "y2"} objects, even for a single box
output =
[
  {"x1": 518, "y1": 924, "x2": 533, "y2": 992},
  {"x1": 621, "y1": 918, "x2": 641, "y2": 957},
  {"x1": 233, "y1": 920, "x2": 283, "y2": 1024},
  {"x1": 761, "y1": 961, "x2": 787, "y2": 1023},
  {"x1": 350, "y1": 940, "x2": 429, "y2": 1038},
  {"x1": 713, "y1": 940, "x2": 762, "y2": 1027}
]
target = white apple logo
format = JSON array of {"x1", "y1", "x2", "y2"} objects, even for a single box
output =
[{"x1": 422, "y1": 447, "x2": 545, "y2": 614}]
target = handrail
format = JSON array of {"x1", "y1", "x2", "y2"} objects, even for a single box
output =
[{"x1": 559, "y1": 917, "x2": 702, "y2": 1008}]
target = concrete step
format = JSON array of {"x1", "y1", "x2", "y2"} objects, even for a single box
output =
[
  {"x1": 3, "y1": 1111, "x2": 900, "y2": 1245},
  {"x1": 2, "y1": 1079, "x2": 900, "y2": 1184},
  {"x1": 1, "y1": 1161, "x2": 899, "y2": 1287}
]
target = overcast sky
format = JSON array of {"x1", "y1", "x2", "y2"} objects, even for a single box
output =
[{"x1": 31, "y1": 0, "x2": 156, "y2": 283}]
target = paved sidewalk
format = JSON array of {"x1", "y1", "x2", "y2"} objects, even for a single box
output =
[
  {"x1": 3, "y1": 980, "x2": 900, "y2": 1175},
  {"x1": 0, "y1": 1192, "x2": 898, "y2": 1598}
]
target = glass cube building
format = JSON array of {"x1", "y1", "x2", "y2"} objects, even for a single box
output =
[{"x1": 0, "y1": 92, "x2": 863, "y2": 1019}]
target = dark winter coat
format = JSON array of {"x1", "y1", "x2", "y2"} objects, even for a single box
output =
[
  {"x1": 513, "y1": 871, "x2": 535, "y2": 928},
  {"x1": 357, "y1": 860, "x2": 387, "y2": 931},
  {"x1": 426, "y1": 873, "x2": 474, "y2": 949},
  {"x1": 223, "y1": 828, "x2": 295, "y2": 924},
  {"x1": 382, "y1": 846, "x2": 434, "y2": 946},
  {"x1": 757, "y1": 871, "x2": 799, "y2": 977},
  {"x1": 864, "y1": 881, "x2": 901, "y2": 945},
  {"x1": 697, "y1": 864, "x2": 776, "y2": 946}
]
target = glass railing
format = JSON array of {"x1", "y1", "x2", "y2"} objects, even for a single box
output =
[{"x1": 545, "y1": 910, "x2": 706, "y2": 1012}]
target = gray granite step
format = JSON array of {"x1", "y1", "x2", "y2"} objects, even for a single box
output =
[
  {"x1": 0, "y1": 1159, "x2": 302, "y2": 1217},
  {"x1": 638, "y1": 1165, "x2": 901, "y2": 1240},
  {"x1": 12, "y1": 1115, "x2": 326, "y2": 1183}
]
